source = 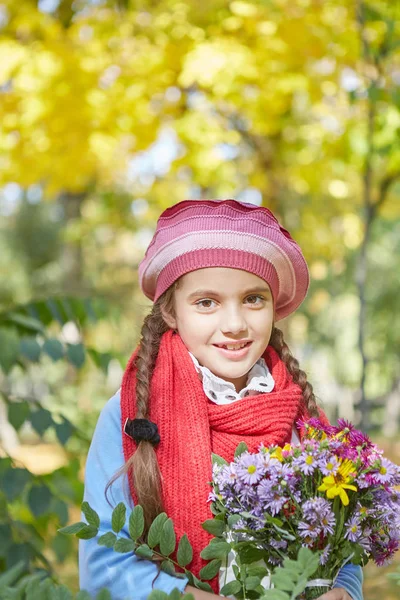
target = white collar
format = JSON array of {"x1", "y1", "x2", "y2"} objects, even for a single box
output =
[{"x1": 188, "y1": 351, "x2": 275, "y2": 405}]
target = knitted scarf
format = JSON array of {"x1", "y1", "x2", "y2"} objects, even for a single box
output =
[{"x1": 121, "y1": 330, "x2": 327, "y2": 592}]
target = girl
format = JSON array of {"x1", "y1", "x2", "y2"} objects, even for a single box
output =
[{"x1": 79, "y1": 199, "x2": 363, "y2": 600}]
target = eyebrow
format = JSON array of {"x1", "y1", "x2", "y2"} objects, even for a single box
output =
[{"x1": 187, "y1": 286, "x2": 271, "y2": 300}]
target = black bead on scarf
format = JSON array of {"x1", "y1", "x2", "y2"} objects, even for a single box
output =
[{"x1": 124, "y1": 418, "x2": 160, "y2": 446}]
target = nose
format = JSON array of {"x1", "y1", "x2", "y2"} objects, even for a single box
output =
[{"x1": 220, "y1": 306, "x2": 247, "y2": 335}]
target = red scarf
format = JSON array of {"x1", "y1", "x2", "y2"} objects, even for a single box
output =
[{"x1": 121, "y1": 330, "x2": 327, "y2": 592}]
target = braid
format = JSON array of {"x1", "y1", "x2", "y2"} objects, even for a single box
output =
[
  {"x1": 269, "y1": 326, "x2": 319, "y2": 418},
  {"x1": 107, "y1": 285, "x2": 176, "y2": 533}
]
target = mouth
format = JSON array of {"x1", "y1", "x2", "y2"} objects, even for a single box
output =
[{"x1": 213, "y1": 341, "x2": 252, "y2": 351}]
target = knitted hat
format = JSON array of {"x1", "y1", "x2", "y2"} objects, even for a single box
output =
[{"x1": 138, "y1": 199, "x2": 309, "y2": 321}]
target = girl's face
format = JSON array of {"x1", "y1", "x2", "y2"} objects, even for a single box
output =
[{"x1": 163, "y1": 267, "x2": 274, "y2": 393}]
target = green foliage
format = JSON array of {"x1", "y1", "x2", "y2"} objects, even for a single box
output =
[
  {"x1": 0, "y1": 295, "x2": 114, "y2": 596},
  {"x1": 129, "y1": 505, "x2": 144, "y2": 541},
  {"x1": 261, "y1": 548, "x2": 320, "y2": 600},
  {"x1": 159, "y1": 518, "x2": 176, "y2": 557},
  {"x1": 148, "y1": 513, "x2": 168, "y2": 548},
  {"x1": 111, "y1": 503, "x2": 126, "y2": 534},
  {"x1": 176, "y1": 534, "x2": 193, "y2": 568},
  {"x1": 234, "y1": 442, "x2": 248, "y2": 458},
  {"x1": 201, "y1": 518, "x2": 226, "y2": 536}
]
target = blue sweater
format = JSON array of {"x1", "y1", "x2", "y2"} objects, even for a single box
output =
[{"x1": 79, "y1": 391, "x2": 364, "y2": 600}]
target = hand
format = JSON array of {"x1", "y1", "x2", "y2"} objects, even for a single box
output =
[{"x1": 318, "y1": 588, "x2": 353, "y2": 600}]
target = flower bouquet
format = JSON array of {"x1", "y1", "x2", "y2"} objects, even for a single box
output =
[{"x1": 210, "y1": 419, "x2": 400, "y2": 600}]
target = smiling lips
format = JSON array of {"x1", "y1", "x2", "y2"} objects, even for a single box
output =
[{"x1": 214, "y1": 341, "x2": 252, "y2": 351}]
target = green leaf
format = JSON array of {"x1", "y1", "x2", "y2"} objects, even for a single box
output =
[
  {"x1": 260, "y1": 590, "x2": 290, "y2": 600},
  {"x1": 76, "y1": 525, "x2": 98, "y2": 540},
  {"x1": 220, "y1": 580, "x2": 241, "y2": 596},
  {"x1": 245, "y1": 576, "x2": 261, "y2": 590},
  {"x1": 1, "y1": 468, "x2": 32, "y2": 502},
  {"x1": 200, "y1": 540, "x2": 231, "y2": 560},
  {"x1": 111, "y1": 502, "x2": 126, "y2": 534},
  {"x1": 5, "y1": 543, "x2": 33, "y2": 569},
  {"x1": 227, "y1": 514, "x2": 241, "y2": 528},
  {"x1": 82, "y1": 502, "x2": 100, "y2": 529},
  {"x1": 114, "y1": 538, "x2": 134, "y2": 553},
  {"x1": 193, "y1": 578, "x2": 213, "y2": 593},
  {"x1": 66, "y1": 343, "x2": 86, "y2": 369},
  {"x1": 159, "y1": 518, "x2": 176, "y2": 557},
  {"x1": 0, "y1": 524, "x2": 12, "y2": 558},
  {"x1": 147, "y1": 591, "x2": 169, "y2": 600},
  {"x1": 19, "y1": 337, "x2": 41, "y2": 362},
  {"x1": 211, "y1": 453, "x2": 228, "y2": 467},
  {"x1": 75, "y1": 592, "x2": 92, "y2": 600},
  {"x1": 201, "y1": 519, "x2": 226, "y2": 536},
  {"x1": 135, "y1": 544, "x2": 153, "y2": 559},
  {"x1": 46, "y1": 298, "x2": 65, "y2": 325},
  {"x1": 7, "y1": 401, "x2": 30, "y2": 432},
  {"x1": 236, "y1": 545, "x2": 265, "y2": 564},
  {"x1": 98, "y1": 532, "x2": 117, "y2": 548},
  {"x1": 234, "y1": 441, "x2": 248, "y2": 458},
  {"x1": 271, "y1": 571, "x2": 294, "y2": 591},
  {"x1": 95, "y1": 590, "x2": 112, "y2": 600},
  {"x1": 42, "y1": 338, "x2": 65, "y2": 361},
  {"x1": 0, "y1": 560, "x2": 26, "y2": 587},
  {"x1": 55, "y1": 584, "x2": 73, "y2": 600},
  {"x1": 58, "y1": 522, "x2": 88, "y2": 536},
  {"x1": 182, "y1": 595, "x2": 195, "y2": 600},
  {"x1": 52, "y1": 498, "x2": 69, "y2": 526},
  {"x1": 292, "y1": 577, "x2": 309, "y2": 598},
  {"x1": 246, "y1": 566, "x2": 268, "y2": 578},
  {"x1": 281, "y1": 558, "x2": 301, "y2": 573},
  {"x1": 28, "y1": 484, "x2": 52, "y2": 517},
  {"x1": 177, "y1": 533, "x2": 193, "y2": 568},
  {"x1": 87, "y1": 348, "x2": 113, "y2": 374},
  {"x1": 184, "y1": 570, "x2": 194, "y2": 586},
  {"x1": 168, "y1": 589, "x2": 182, "y2": 600},
  {"x1": 297, "y1": 547, "x2": 319, "y2": 577},
  {"x1": 129, "y1": 505, "x2": 144, "y2": 541},
  {"x1": 55, "y1": 418, "x2": 74, "y2": 446},
  {"x1": 0, "y1": 327, "x2": 20, "y2": 373},
  {"x1": 2, "y1": 311, "x2": 44, "y2": 334},
  {"x1": 160, "y1": 560, "x2": 176, "y2": 576},
  {"x1": 30, "y1": 407, "x2": 54, "y2": 436},
  {"x1": 51, "y1": 533, "x2": 73, "y2": 563},
  {"x1": 199, "y1": 559, "x2": 221, "y2": 580},
  {"x1": 148, "y1": 512, "x2": 168, "y2": 548}
]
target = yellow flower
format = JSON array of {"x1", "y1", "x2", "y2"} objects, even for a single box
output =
[
  {"x1": 270, "y1": 447, "x2": 283, "y2": 462},
  {"x1": 318, "y1": 459, "x2": 357, "y2": 506}
]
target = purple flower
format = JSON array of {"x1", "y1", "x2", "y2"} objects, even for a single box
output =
[
  {"x1": 302, "y1": 497, "x2": 335, "y2": 536},
  {"x1": 293, "y1": 452, "x2": 319, "y2": 475},
  {"x1": 236, "y1": 453, "x2": 265, "y2": 485},
  {"x1": 320, "y1": 543, "x2": 331, "y2": 565},
  {"x1": 345, "y1": 515, "x2": 362, "y2": 542},
  {"x1": 373, "y1": 458, "x2": 398, "y2": 485},
  {"x1": 319, "y1": 453, "x2": 340, "y2": 476},
  {"x1": 298, "y1": 521, "x2": 321, "y2": 543},
  {"x1": 257, "y1": 479, "x2": 289, "y2": 515}
]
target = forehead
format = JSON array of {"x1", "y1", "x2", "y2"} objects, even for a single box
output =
[{"x1": 177, "y1": 268, "x2": 270, "y2": 294}]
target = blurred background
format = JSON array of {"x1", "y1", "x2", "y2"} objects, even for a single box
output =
[{"x1": 0, "y1": 0, "x2": 399, "y2": 597}]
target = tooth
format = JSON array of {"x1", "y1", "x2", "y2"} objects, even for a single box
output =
[{"x1": 224, "y1": 343, "x2": 246, "y2": 350}]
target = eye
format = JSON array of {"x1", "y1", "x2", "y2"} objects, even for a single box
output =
[
  {"x1": 195, "y1": 299, "x2": 216, "y2": 309},
  {"x1": 245, "y1": 295, "x2": 265, "y2": 305}
]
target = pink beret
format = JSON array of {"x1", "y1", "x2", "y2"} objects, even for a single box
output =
[{"x1": 138, "y1": 199, "x2": 309, "y2": 321}]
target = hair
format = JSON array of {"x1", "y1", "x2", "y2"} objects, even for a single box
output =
[{"x1": 115, "y1": 279, "x2": 319, "y2": 534}]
